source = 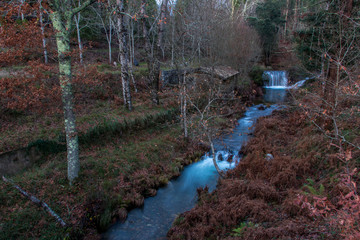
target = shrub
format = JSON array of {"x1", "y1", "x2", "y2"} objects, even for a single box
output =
[{"x1": 249, "y1": 65, "x2": 266, "y2": 86}]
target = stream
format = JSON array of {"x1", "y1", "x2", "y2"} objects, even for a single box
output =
[{"x1": 105, "y1": 101, "x2": 284, "y2": 240}]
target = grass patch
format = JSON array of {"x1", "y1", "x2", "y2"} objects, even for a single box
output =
[
  {"x1": 0, "y1": 99, "x2": 174, "y2": 154},
  {"x1": 0, "y1": 122, "x2": 202, "y2": 239}
]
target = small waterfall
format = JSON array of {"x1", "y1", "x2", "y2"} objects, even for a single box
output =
[{"x1": 263, "y1": 71, "x2": 288, "y2": 88}]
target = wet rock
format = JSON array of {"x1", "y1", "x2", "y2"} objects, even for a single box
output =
[
  {"x1": 218, "y1": 153, "x2": 223, "y2": 161},
  {"x1": 226, "y1": 155, "x2": 233, "y2": 163},
  {"x1": 258, "y1": 105, "x2": 266, "y2": 110}
]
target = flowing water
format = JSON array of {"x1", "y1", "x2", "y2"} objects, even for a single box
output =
[
  {"x1": 104, "y1": 104, "x2": 282, "y2": 240},
  {"x1": 262, "y1": 70, "x2": 312, "y2": 102},
  {"x1": 263, "y1": 71, "x2": 288, "y2": 88}
]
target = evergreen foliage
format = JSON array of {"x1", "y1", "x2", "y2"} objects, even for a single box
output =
[{"x1": 248, "y1": 0, "x2": 285, "y2": 65}]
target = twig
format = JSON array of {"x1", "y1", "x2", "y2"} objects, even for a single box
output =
[{"x1": 2, "y1": 176, "x2": 67, "y2": 227}]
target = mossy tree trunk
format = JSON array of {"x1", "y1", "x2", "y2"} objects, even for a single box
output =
[{"x1": 48, "y1": 0, "x2": 94, "y2": 185}]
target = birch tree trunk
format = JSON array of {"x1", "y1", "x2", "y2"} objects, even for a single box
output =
[
  {"x1": 74, "y1": 0, "x2": 83, "y2": 65},
  {"x1": 74, "y1": 12, "x2": 84, "y2": 65},
  {"x1": 39, "y1": 0, "x2": 48, "y2": 64},
  {"x1": 128, "y1": 19, "x2": 138, "y2": 93},
  {"x1": 108, "y1": 0, "x2": 113, "y2": 64},
  {"x1": 117, "y1": 0, "x2": 132, "y2": 111},
  {"x1": 20, "y1": 0, "x2": 25, "y2": 21},
  {"x1": 50, "y1": 11, "x2": 79, "y2": 185},
  {"x1": 48, "y1": 0, "x2": 95, "y2": 185},
  {"x1": 108, "y1": 16, "x2": 113, "y2": 64}
]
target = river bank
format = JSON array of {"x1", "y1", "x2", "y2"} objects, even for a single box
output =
[{"x1": 168, "y1": 105, "x2": 360, "y2": 239}]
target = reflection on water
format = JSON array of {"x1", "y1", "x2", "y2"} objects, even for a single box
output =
[{"x1": 263, "y1": 88, "x2": 287, "y2": 102}]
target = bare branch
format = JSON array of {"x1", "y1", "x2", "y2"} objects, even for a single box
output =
[{"x1": 2, "y1": 176, "x2": 67, "y2": 227}]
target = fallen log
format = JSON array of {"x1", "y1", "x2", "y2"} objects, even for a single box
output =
[{"x1": 2, "y1": 176, "x2": 67, "y2": 227}]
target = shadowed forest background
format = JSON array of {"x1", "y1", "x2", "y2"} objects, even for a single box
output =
[{"x1": 0, "y1": 0, "x2": 359, "y2": 239}]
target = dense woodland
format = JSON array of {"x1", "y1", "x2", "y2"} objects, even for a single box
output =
[{"x1": 0, "y1": 0, "x2": 359, "y2": 239}]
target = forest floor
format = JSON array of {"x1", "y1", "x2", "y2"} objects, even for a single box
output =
[
  {"x1": 0, "y1": 101, "x2": 247, "y2": 239},
  {"x1": 168, "y1": 83, "x2": 360, "y2": 239},
  {"x1": 0, "y1": 121, "x2": 209, "y2": 239},
  {"x1": 0, "y1": 61, "x2": 169, "y2": 154},
  {"x1": 0, "y1": 59, "x2": 252, "y2": 239}
]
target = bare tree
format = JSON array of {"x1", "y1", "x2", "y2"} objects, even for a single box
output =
[
  {"x1": 141, "y1": 0, "x2": 160, "y2": 104},
  {"x1": 116, "y1": 0, "x2": 132, "y2": 110},
  {"x1": 92, "y1": 0, "x2": 115, "y2": 64}
]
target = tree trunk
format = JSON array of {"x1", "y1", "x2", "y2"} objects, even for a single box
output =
[
  {"x1": 322, "y1": 61, "x2": 337, "y2": 113},
  {"x1": 74, "y1": 12, "x2": 84, "y2": 65},
  {"x1": 50, "y1": 12, "x2": 79, "y2": 185},
  {"x1": 158, "y1": 0, "x2": 168, "y2": 60},
  {"x1": 20, "y1": 0, "x2": 25, "y2": 21},
  {"x1": 284, "y1": 0, "x2": 290, "y2": 38},
  {"x1": 108, "y1": 16, "x2": 113, "y2": 64},
  {"x1": 171, "y1": 17, "x2": 175, "y2": 66},
  {"x1": 293, "y1": 0, "x2": 299, "y2": 31},
  {"x1": 141, "y1": 0, "x2": 159, "y2": 105},
  {"x1": 128, "y1": 19, "x2": 138, "y2": 93},
  {"x1": 74, "y1": 0, "x2": 83, "y2": 64},
  {"x1": 241, "y1": 0, "x2": 248, "y2": 17},
  {"x1": 117, "y1": 0, "x2": 132, "y2": 111},
  {"x1": 39, "y1": 1, "x2": 48, "y2": 64},
  {"x1": 180, "y1": 71, "x2": 188, "y2": 139}
]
